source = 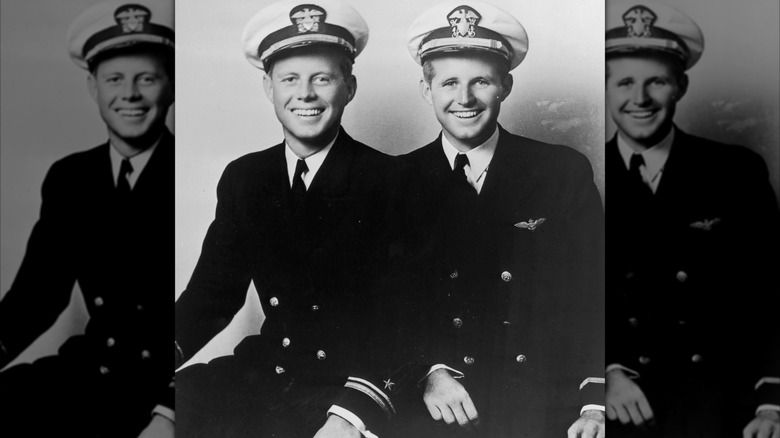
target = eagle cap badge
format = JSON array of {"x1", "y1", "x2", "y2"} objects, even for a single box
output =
[
  {"x1": 514, "y1": 218, "x2": 546, "y2": 231},
  {"x1": 114, "y1": 4, "x2": 151, "y2": 34},
  {"x1": 622, "y1": 5, "x2": 657, "y2": 38},
  {"x1": 290, "y1": 4, "x2": 326, "y2": 33},
  {"x1": 448, "y1": 5, "x2": 481, "y2": 38}
]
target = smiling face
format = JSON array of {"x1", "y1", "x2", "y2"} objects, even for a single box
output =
[
  {"x1": 263, "y1": 46, "x2": 356, "y2": 154},
  {"x1": 421, "y1": 52, "x2": 512, "y2": 151},
  {"x1": 606, "y1": 53, "x2": 688, "y2": 148},
  {"x1": 88, "y1": 51, "x2": 173, "y2": 153}
]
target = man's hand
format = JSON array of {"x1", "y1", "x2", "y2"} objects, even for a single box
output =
[
  {"x1": 568, "y1": 409, "x2": 605, "y2": 438},
  {"x1": 137, "y1": 414, "x2": 174, "y2": 438},
  {"x1": 423, "y1": 368, "x2": 479, "y2": 428},
  {"x1": 606, "y1": 368, "x2": 654, "y2": 426},
  {"x1": 312, "y1": 414, "x2": 361, "y2": 438},
  {"x1": 743, "y1": 410, "x2": 780, "y2": 438}
]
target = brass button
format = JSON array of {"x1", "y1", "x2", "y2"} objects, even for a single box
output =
[
  {"x1": 99, "y1": 365, "x2": 110, "y2": 375},
  {"x1": 501, "y1": 271, "x2": 512, "y2": 282},
  {"x1": 316, "y1": 350, "x2": 326, "y2": 360},
  {"x1": 628, "y1": 317, "x2": 639, "y2": 327},
  {"x1": 141, "y1": 350, "x2": 151, "y2": 360},
  {"x1": 136, "y1": 304, "x2": 144, "y2": 311},
  {"x1": 676, "y1": 271, "x2": 688, "y2": 283},
  {"x1": 625, "y1": 271, "x2": 634, "y2": 280},
  {"x1": 311, "y1": 305, "x2": 320, "y2": 311},
  {"x1": 94, "y1": 297, "x2": 104, "y2": 307},
  {"x1": 502, "y1": 321, "x2": 511, "y2": 326},
  {"x1": 691, "y1": 354, "x2": 702, "y2": 363},
  {"x1": 449, "y1": 270, "x2": 459, "y2": 279},
  {"x1": 275, "y1": 366, "x2": 286, "y2": 374},
  {"x1": 463, "y1": 356, "x2": 475, "y2": 365},
  {"x1": 282, "y1": 337, "x2": 291, "y2": 348},
  {"x1": 515, "y1": 354, "x2": 527, "y2": 363},
  {"x1": 106, "y1": 337, "x2": 116, "y2": 347},
  {"x1": 452, "y1": 318, "x2": 463, "y2": 328},
  {"x1": 270, "y1": 297, "x2": 279, "y2": 307},
  {"x1": 639, "y1": 356, "x2": 650, "y2": 365}
]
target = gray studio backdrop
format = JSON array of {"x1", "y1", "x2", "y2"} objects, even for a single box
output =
[
  {"x1": 0, "y1": 0, "x2": 174, "y2": 369},
  {"x1": 174, "y1": 0, "x2": 605, "y2": 366}
]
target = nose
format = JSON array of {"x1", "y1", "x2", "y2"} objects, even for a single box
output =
[
  {"x1": 295, "y1": 81, "x2": 316, "y2": 101},
  {"x1": 456, "y1": 85, "x2": 475, "y2": 106},
  {"x1": 631, "y1": 85, "x2": 650, "y2": 106},
  {"x1": 121, "y1": 80, "x2": 141, "y2": 100}
]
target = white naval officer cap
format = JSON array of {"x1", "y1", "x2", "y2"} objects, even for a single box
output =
[
  {"x1": 66, "y1": 0, "x2": 174, "y2": 70},
  {"x1": 606, "y1": 1, "x2": 704, "y2": 70},
  {"x1": 407, "y1": 1, "x2": 528, "y2": 71},
  {"x1": 243, "y1": 0, "x2": 369, "y2": 71}
]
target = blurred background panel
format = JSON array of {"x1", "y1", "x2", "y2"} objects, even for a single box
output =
[
  {"x1": 605, "y1": 0, "x2": 780, "y2": 204},
  {"x1": 175, "y1": 0, "x2": 605, "y2": 366},
  {"x1": 0, "y1": 0, "x2": 174, "y2": 369}
]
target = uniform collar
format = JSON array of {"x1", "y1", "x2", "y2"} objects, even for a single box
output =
[
  {"x1": 109, "y1": 137, "x2": 160, "y2": 186},
  {"x1": 617, "y1": 125, "x2": 675, "y2": 183},
  {"x1": 440, "y1": 126, "x2": 499, "y2": 178},
  {"x1": 284, "y1": 133, "x2": 337, "y2": 187}
]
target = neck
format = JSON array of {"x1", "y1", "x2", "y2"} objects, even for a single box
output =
[
  {"x1": 283, "y1": 125, "x2": 339, "y2": 159},
  {"x1": 109, "y1": 127, "x2": 165, "y2": 158}
]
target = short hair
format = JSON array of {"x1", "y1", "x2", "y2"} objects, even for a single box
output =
[
  {"x1": 605, "y1": 51, "x2": 685, "y2": 84},
  {"x1": 88, "y1": 43, "x2": 174, "y2": 81},
  {"x1": 422, "y1": 51, "x2": 510, "y2": 84},
  {"x1": 265, "y1": 44, "x2": 354, "y2": 78}
]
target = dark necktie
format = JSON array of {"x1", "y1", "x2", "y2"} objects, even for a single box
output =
[
  {"x1": 116, "y1": 158, "x2": 133, "y2": 195},
  {"x1": 453, "y1": 153, "x2": 477, "y2": 197},
  {"x1": 629, "y1": 153, "x2": 653, "y2": 199},
  {"x1": 290, "y1": 158, "x2": 308, "y2": 207}
]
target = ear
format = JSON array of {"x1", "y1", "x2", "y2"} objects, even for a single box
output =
[
  {"x1": 345, "y1": 74, "x2": 357, "y2": 104},
  {"x1": 675, "y1": 73, "x2": 689, "y2": 101},
  {"x1": 420, "y1": 78, "x2": 433, "y2": 106},
  {"x1": 498, "y1": 73, "x2": 513, "y2": 102},
  {"x1": 262, "y1": 72, "x2": 274, "y2": 102},
  {"x1": 87, "y1": 74, "x2": 98, "y2": 103}
]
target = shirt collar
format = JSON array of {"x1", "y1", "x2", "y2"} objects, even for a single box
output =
[
  {"x1": 440, "y1": 126, "x2": 499, "y2": 178},
  {"x1": 284, "y1": 134, "x2": 337, "y2": 187},
  {"x1": 109, "y1": 138, "x2": 160, "y2": 186},
  {"x1": 617, "y1": 126, "x2": 675, "y2": 181}
]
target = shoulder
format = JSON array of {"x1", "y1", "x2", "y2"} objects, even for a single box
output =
[
  {"x1": 679, "y1": 131, "x2": 767, "y2": 172},
  {"x1": 222, "y1": 143, "x2": 284, "y2": 177},
  {"x1": 500, "y1": 130, "x2": 594, "y2": 176},
  {"x1": 45, "y1": 143, "x2": 109, "y2": 184}
]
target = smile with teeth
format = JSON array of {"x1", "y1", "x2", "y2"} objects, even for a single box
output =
[
  {"x1": 452, "y1": 110, "x2": 482, "y2": 119},
  {"x1": 117, "y1": 108, "x2": 148, "y2": 117},
  {"x1": 292, "y1": 108, "x2": 324, "y2": 117},
  {"x1": 626, "y1": 109, "x2": 656, "y2": 119}
]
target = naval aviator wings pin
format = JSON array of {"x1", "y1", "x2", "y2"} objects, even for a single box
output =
[
  {"x1": 689, "y1": 218, "x2": 721, "y2": 231},
  {"x1": 514, "y1": 218, "x2": 546, "y2": 231}
]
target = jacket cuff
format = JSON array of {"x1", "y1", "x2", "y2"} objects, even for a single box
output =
[
  {"x1": 334, "y1": 377, "x2": 395, "y2": 435},
  {"x1": 755, "y1": 377, "x2": 780, "y2": 407},
  {"x1": 328, "y1": 405, "x2": 379, "y2": 438}
]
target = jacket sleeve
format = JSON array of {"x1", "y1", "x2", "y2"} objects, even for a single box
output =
[
  {"x1": 174, "y1": 161, "x2": 253, "y2": 366},
  {"x1": 0, "y1": 160, "x2": 78, "y2": 368}
]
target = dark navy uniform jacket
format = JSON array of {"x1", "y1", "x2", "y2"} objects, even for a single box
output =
[
  {"x1": 606, "y1": 129, "x2": 780, "y2": 433},
  {"x1": 386, "y1": 126, "x2": 605, "y2": 437},
  {"x1": 0, "y1": 130, "x2": 175, "y2": 411},
  {"x1": 175, "y1": 129, "x2": 398, "y2": 432}
]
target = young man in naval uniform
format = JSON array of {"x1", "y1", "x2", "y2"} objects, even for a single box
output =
[
  {"x1": 0, "y1": 1, "x2": 175, "y2": 437},
  {"x1": 382, "y1": 2, "x2": 606, "y2": 437},
  {"x1": 604, "y1": 1, "x2": 780, "y2": 437},
  {"x1": 175, "y1": 1, "x2": 397, "y2": 437}
]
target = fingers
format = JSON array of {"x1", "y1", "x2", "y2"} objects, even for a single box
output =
[
  {"x1": 462, "y1": 396, "x2": 480, "y2": 425},
  {"x1": 425, "y1": 401, "x2": 442, "y2": 421},
  {"x1": 625, "y1": 402, "x2": 646, "y2": 426},
  {"x1": 636, "y1": 395, "x2": 654, "y2": 423},
  {"x1": 616, "y1": 404, "x2": 632, "y2": 425},
  {"x1": 439, "y1": 405, "x2": 457, "y2": 425},
  {"x1": 606, "y1": 404, "x2": 618, "y2": 421}
]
